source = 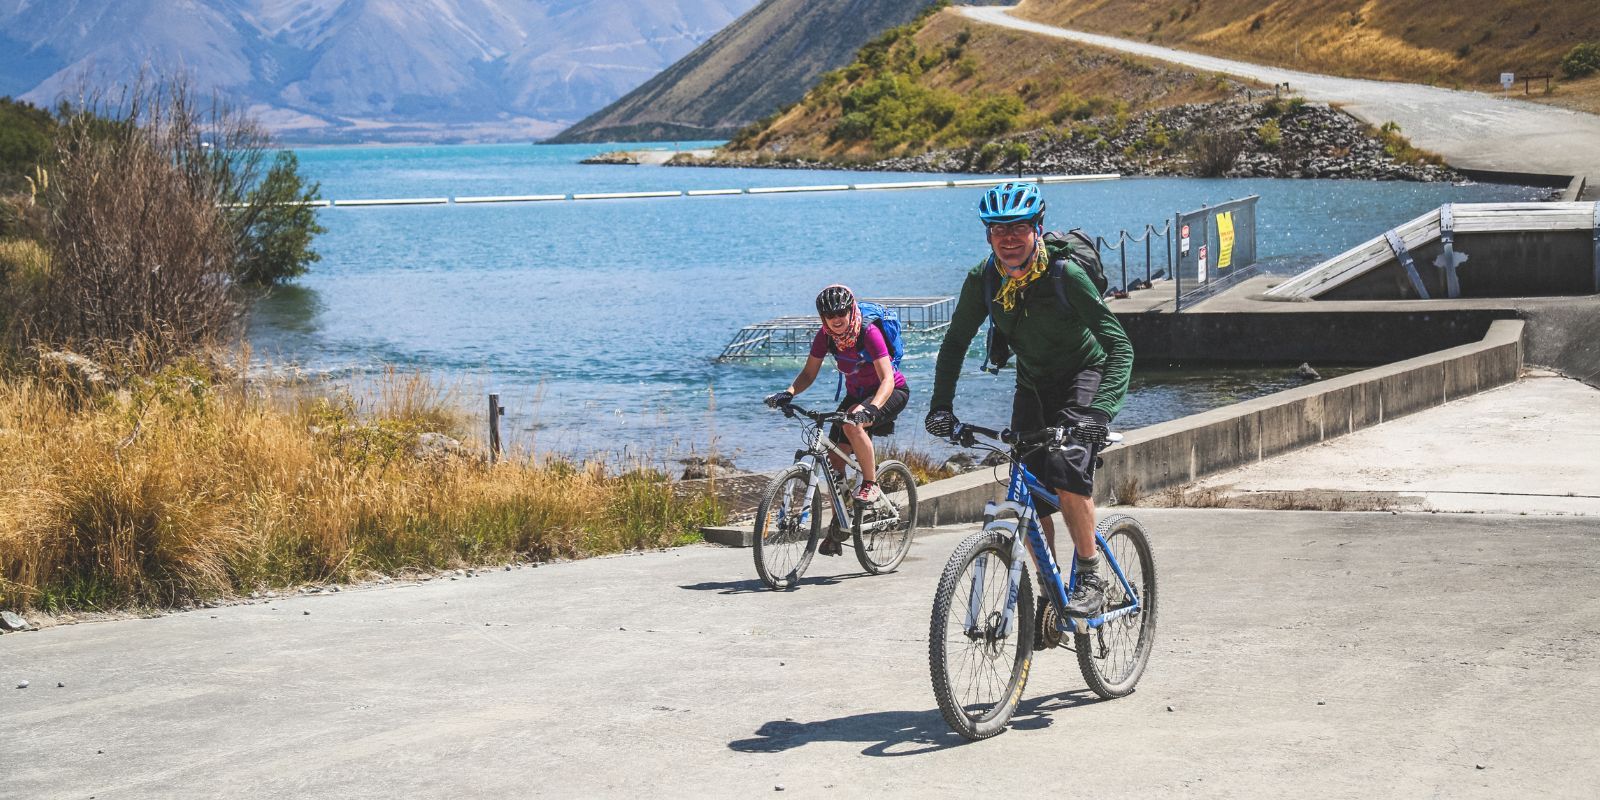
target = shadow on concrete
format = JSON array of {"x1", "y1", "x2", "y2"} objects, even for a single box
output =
[
  {"x1": 726, "y1": 690, "x2": 1103, "y2": 756},
  {"x1": 728, "y1": 709, "x2": 969, "y2": 756},
  {"x1": 678, "y1": 572, "x2": 874, "y2": 594}
]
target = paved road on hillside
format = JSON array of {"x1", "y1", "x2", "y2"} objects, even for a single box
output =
[
  {"x1": 962, "y1": 5, "x2": 1600, "y2": 188},
  {"x1": 5, "y1": 508, "x2": 1599, "y2": 798}
]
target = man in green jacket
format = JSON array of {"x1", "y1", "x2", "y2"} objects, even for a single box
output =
[{"x1": 925, "y1": 181, "x2": 1133, "y2": 618}]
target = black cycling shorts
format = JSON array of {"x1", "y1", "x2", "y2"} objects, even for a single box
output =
[
  {"x1": 829, "y1": 386, "x2": 910, "y2": 444},
  {"x1": 1011, "y1": 368, "x2": 1103, "y2": 497}
]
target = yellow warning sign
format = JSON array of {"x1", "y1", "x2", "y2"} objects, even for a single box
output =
[{"x1": 1216, "y1": 211, "x2": 1235, "y2": 270}]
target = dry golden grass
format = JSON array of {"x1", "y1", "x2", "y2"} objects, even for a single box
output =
[
  {"x1": 877, "y1": 443, "x2": 958, "y2": 485},
  {"x1": 1518, "y1": 73, "x2": 1600, "y2": 116},
  {"x1": 1018, "y1": 0, "x2": 1600, "y2": 103},
  {"x1": 0, "y1": 358, "x2": 722, "y2": 613}
]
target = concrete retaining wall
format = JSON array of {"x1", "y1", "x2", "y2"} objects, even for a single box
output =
[
  {"x1": 703, "y1": 319, "x2": 1525, "y2": 546},
  {"x1": 1119, "y1": 309, "x2": 1515, "y2": 363}
]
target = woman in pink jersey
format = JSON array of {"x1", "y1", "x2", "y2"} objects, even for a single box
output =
[{"x1": 765, "y1": 286, "x2": 910, "y2": 554}]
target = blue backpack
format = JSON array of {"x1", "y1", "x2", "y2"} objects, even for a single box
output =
[{"x1": 830, "y1": 300, "x2": 905, "y2": 399}]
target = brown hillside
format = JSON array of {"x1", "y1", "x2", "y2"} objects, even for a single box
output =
[
  {"x1": 727, "y1": 8, "x2": 1241, "y2": 160},
  {"x1": 1014, "y1": 0, "x2": 1600, "y2": 89},
  {"x1": 551, "y1": 0, "x2": 964, "y2": 143}
]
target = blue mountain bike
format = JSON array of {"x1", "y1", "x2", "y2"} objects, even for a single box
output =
[{"x1": 928, "y1": 421, "x2": 1156, "y2": 740}]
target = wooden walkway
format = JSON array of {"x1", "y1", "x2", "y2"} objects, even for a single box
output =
[
  {"x1": 1265, "y1": 201, "x2": 1600, "y2": 299},
  {"x1": 716, "y1": 297, "x2": 955, "y2": 361}
]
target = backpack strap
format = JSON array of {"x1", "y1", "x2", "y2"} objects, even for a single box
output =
[{"x1": 1049, "y1": 257, "x2": 1073, "y2": 314}]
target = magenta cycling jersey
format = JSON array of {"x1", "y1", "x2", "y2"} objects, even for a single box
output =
[{"x1": 810, "y1": 323, "x2": 909, "y2": 397}]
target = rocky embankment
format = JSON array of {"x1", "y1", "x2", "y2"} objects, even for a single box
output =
[{"x1": 679, "y1": 100, "x2": 1462, "y2": 182}]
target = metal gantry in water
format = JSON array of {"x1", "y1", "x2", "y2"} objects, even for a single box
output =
[{"x1": 716, "y1": 297, "x2": 955, "y2": 361}]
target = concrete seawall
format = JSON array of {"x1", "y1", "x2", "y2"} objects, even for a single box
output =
[{"x1": 704, "y1": 319, "x2": 1525, "y2": 545}]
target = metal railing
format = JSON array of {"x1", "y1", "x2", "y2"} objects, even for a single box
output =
[{"x1": 1094, "y1": 222, "x2": 1174, "y2": 292}]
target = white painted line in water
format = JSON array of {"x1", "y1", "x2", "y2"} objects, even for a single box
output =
[
  {"x1": 321, "y1": 174, "x2": 1123, "y2": 207},
  {"x1": 948, "y1": 177, "x2": 1023, "y2": 187},
  {"x1": 332, "y1": 197, "x2": 450, "y2": 206},
  {"x1": 572, "y1": 190, "x2": 684, "y2": 200},
  {"x1": 1037, "y1": 173, "x2": 1120, "y2": 183},
  {"x1": 454, "y1": 194, "x2": 567, "y2": 204},
  {"x1": 851, "y1": 180, "x2": 951, "y2": 190},
  {"x1": 746, "y1": 184, "x2": 854, "y2": 194}
]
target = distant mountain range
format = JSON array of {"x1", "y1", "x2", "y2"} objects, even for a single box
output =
[
  {"x1": 552, "y1": 0, "x2": 1009, "y2": 144},
  {"x1": 0, "y1": 0, "x2": 760, "y2": 143}
]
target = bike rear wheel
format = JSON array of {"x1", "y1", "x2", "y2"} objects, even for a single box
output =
[
  {"x1": 853, "y1": 460, "x2": 917, "y2": 574},
  {"x1": 1075, "y1": 514, "x2": 1157, "y2": 698},
  {"x1": 752, "y1": 465, "x2": 821, "y2": 590},
  {"x1": 929, "y1": 530, "x2": 1034, "y2": 740}
]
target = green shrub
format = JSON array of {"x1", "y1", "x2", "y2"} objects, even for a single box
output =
[
  {"x1": 1561, "y1": 42, "x2": 1600, "y2": 78},
  {"x1": 1003, "y1": 140, "x2": 1030, "y2": 167},
  {"x1": 0, "y1": 98, "x2": 55, "y2": 194},
  {"x1": 1257, "y1": 119, "x2": 1282, "y2": 150},
  {"x1": 976, "y1": 141, "x2": 1004, "y2": 169}
]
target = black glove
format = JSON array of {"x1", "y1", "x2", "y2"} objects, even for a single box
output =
[
  {"x1": 1058, "y1": 407, "x2": 1111, "y2": 445},
  {"x1": 925, "y1": 408, "x2": 958, "y2": 438},
  {"x1": 848, "y1": 403, "x2": 880, "y2": 425},
  {"x1": 764, "y1": 390, "x2": 794, "y2": 409}
]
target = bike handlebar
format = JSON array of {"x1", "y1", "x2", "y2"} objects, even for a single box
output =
[
  {"x1": 775, "y1": 401, "x2": 851, "y2": 425},
  {"x1": 952, "y1": 421, "x2": 1113, "y2": 449}
]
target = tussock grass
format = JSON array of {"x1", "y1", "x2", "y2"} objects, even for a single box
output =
[
  {"x1": 0, "y1": 359, "x2": 722, "y2": 613},
  {"x1": 878, "y1": 443, "x2": 959, "y2": 484}
]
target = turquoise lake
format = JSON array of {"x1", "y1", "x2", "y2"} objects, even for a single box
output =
[{"x1": 248, "y1": 142, "x2": 1547, "y2": 471}]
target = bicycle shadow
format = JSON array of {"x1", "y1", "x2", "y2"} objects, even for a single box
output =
[
  {"x1": 727, "y1": 691, "x2": 1103, "y2": 756},
  {"x1": 678, "y1": 571, "x2": 875, "y2": 594}
]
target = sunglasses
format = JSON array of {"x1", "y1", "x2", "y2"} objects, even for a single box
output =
[{"x1": 986, "y1": 221, "x2": 1036, "y2": 238}]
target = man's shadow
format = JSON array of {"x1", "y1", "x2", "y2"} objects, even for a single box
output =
[
  {"x1": 728, "y1": 690, "x2": 1104, "y2": 756},
  {"x1": 679, "y1": 571, "x2": 875, "y2": 595}
]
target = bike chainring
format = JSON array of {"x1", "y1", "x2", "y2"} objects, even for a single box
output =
[{"x1": 1035, "y1": 598, "x2": 1065, "y2": 650}]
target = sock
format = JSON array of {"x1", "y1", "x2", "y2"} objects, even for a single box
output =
[{"x1": 1075, "y1": 555, "x2": 1099, "y2": 575}]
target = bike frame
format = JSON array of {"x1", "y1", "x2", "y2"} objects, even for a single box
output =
[
  {"x1": 966, "y1": 453, "x2": 1144, "y2": 640},
  {"x1": 794, "y1": 424, "x2": 865, "y2": 532}
]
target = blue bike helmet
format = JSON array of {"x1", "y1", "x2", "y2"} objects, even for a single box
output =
[{"x1": 977, "y1": 181, "x2": 1045, "y2": 225}]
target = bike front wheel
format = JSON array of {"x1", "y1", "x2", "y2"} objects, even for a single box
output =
[
  {"x1": 929, "y1": 529, "x2": 1034, "y2": 740},
  {"x1": 853, "y1": 460, "x2": 917, "y2": 574},
  {"x1": 752, "y1": 465, "x2": 821, "y2": 590},
  {"x1": 1075, "y1": 514, "x2": 1157, "y2": 698}
]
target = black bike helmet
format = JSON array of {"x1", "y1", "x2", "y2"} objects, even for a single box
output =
[{"x1": 815, "y1": 284, "x2": 854, "y2": 317}]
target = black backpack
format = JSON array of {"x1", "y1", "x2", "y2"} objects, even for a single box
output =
[{"x1": 980, "y1": 229, "x2": 1108, "y2": 374}]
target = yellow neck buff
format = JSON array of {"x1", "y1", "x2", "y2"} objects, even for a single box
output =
[{"x1": 994, "y1": 238, "x2": 1048, "y2": 312}]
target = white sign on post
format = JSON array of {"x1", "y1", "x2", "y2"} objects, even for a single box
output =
[
  {"x1": 1180, "y1": 223, "x2": 1191, "y2": 255},
  {"x1": 1500, "y1": 72, "x2": 1515, "y2": 90},
  {"x1": 1198, "y1": 245, "x2": 1209, "y2": 283}
]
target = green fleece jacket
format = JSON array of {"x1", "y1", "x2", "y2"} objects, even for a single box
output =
[{"x1": 930, "y1": 255, "x2": 1133, "y2": 420}]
